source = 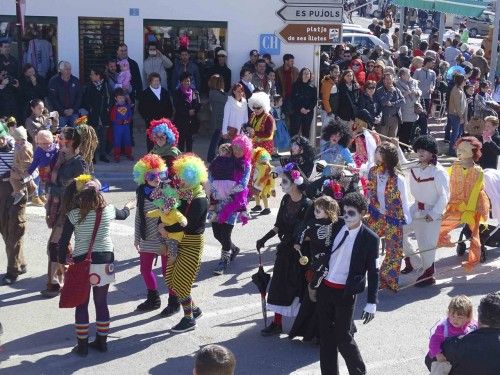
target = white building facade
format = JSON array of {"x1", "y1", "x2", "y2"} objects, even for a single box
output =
[{"x1": 0, "y1": 0, "x2": 318, "y2": 85}]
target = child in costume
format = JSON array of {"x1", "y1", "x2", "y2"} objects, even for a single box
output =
[
  {"x1": 289, "y1": 195, "x2": 339, "y2": 341},
  {"x1": 110, "y1": 88, "x2": 133, "y2": 162},
  {"x1": 318, "y1": 120, "x2": 355, "y2": 178},
  {"x1": 438, "y1": 136, "x2": 490, "y2": 269},
  {"x1": 367, "y1": 141, "x2": 411, "y2": 292},
  {"x1": 272, "y1": 94, "x2": 291, "y2": 154},
  {"x1": 251, "y1": 147, "x2": 275, "y2": 216},
  {"x1": 116, "y1": 59, "x2": 132, "y2": 104},
  {"x1": 164, "y1": 154, "x2": 208, "y2": 332},
  {"x1": 425, "y1": 295, "x2": 477, "y2": 371},
  {"x1": 147, "y1": 184, "x2": 187, "y2": 263},
  {"x1": 478, "y1": 115, "x2": 500, "y2": 170},
  {"x1": 401, "y1": 135, "x2": 450, "y2": 287},
  {"x1": 147, "y1": 118, "x2": 181, "y2": 172},
  {"x1": 281, "y1": 135, "x2": 316, "y2": 179},
  {"x1": 208, "y1": 143, "x2": 240, "y2": 222},
  {"x1": 9, "y1": 126, "x2": 36, "y2": 205},
  {"x1": 351, "y1": 113, "x2": 381, "y2": 195},
  {"x1": 133, "y1": 154, "x2": 169, "y2": 313},
  {"x1": 27, "y1": 130, "x2": 59, "y2": 203}
]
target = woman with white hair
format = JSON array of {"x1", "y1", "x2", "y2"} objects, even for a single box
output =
[{"x1": 246, "y1": 91, "x2": 275, "y2": 155}]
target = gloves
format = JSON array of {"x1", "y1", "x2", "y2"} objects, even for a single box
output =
[
  {"x1": 315, "y1": 160, "x2": 327, "y2": 173},
  {"x1": 256, "y1": 229, "x2": 276, "y2": 252},
  {"x1": 361, "y1": 303, "x2": 376, "y2": 324},
  {"x1": 308, "y1": 284, "x2": 317, "y2": 302}
]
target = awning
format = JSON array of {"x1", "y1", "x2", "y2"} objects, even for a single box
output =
[{"x1": 392, "y1": 0, "x2": 487, "y2": 17}]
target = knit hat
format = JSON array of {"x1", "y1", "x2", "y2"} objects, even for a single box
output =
[{"x1": 11, "y1": 126, "x2": 27, "y2": 141}]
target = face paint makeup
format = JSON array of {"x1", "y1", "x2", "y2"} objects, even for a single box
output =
[
  {"x1": 342, "y1": 206, "x2": 361, "y2": 226},
  {"x1": 280, "y1": 176, "x2": 292, "y2": 194}
]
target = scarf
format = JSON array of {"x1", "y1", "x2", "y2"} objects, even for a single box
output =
[
  {"x1": 178, "y1": 184, "x2": 205, "y2": 203},
  {"x1": 93, "y1": 79, "x2": 104, "y2": 91},
  {"x1": 137, "y1": 183, "x2": 156, "y2": 240},
  {"x1": 150, "y1": 85, "x2": 161, "y2": 100},
  {"x1": 180, "y1": 85, "x2": 193, "y2": 103},
  {"x1": 152, "y1": 144, "x2": 181, "y2": 159}
]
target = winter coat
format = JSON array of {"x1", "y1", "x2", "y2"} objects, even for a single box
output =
[
  {"x1": 396, "y1": 78, "x2": 421, "y2": 122},
  {"x1": 337, "y1": 82, "x2": 360, "y2": 121}
]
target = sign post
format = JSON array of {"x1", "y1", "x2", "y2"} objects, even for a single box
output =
[
  {"x1": 277, "y1": 24, "x2": 341, "y2": 44},
  {"x1": 277, "y1": 5, "x2": 343, "y2": 23}
]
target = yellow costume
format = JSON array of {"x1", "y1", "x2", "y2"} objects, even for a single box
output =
[
  {"x1": 146, "y1": 208, "x2": 187, "y2": 243},
  {"x1": 438, "y1": 162, "x2": 490, "y2": 269},
  {"x1": 252, "y1": 147, "x2": 275, "y2": 211}
]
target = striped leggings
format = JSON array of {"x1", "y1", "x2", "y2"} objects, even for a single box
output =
[{"x1": 165, "y1": 234, "x2": 204, "y2": 298}]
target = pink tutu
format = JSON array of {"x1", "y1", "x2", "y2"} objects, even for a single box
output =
[{"x1": 212, "y1": 180, "x2": 236, "y2": 200}]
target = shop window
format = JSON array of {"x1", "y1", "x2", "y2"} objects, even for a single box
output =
[
  {"x1": 78, "y1": 17, "x2": 124, "y2": 83},
  {"x1": 0, "y1": 15, "x2": 57, "y2": 78},
  {"x1": 143, "y1": 19, "x2": 227, "y2": 94}
]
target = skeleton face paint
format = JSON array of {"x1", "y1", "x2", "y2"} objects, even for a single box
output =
[
  {"x1": 343, "y1": 206, "x2": 361, "y2": 227},
  {"x1": 280, "y1": 175, "x2": 292, "y2": 194},
  {"x1": 314, "y1": 206, "x2": 328, "y2": 220}
]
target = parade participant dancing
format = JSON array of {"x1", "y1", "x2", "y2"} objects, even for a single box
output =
[
  {"x1": 401, "y1": 135, "x2": 449, "y2": 287},
  {"x1": 313, "y1": 192, "x2": 379, "y2": 375},
  {"x1": 133, "y1": 154, "x2": 170, "y2": 313},
  {"x1": 318, "y1": 120, "x2": 355, "y2": 177},
  {"x1": 251, "y1": 147, "x2": 275, "y2": 216},
  {"x1": 438, "y1": 137, "x2": 490, "y2": 270},
  {"x1": 256, "y1": 163, "x2": 312, "y2": 336},
  {"x1": 281, "y1": 135, "x2": 315, "y2": 179},
  {"x1": 57, "y1": 175, "x2": 134, "y2": 356},
  {"x1": 367, "y1": 142, "x2": 411, "y2": 292},
  {"x1": 164, "y1": 154, "x2": 208, "y2": 333},
  {"x1": 211, "y1": 135, "x2": 252, "y2": 275},
  {"x1": 246, "y1": 91, "x2": 275, "y2": 155}
]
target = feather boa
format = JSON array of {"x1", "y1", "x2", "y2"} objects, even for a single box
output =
[{"x1": 217, "y1": 159, "x2": 250, "y2": 225}]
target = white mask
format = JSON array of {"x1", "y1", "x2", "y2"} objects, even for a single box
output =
[
  {"x1": 343, "y1": 206, "x2": 361, "y2": 227},
  {"x1": 281, "y1": 176, "x2": 292, "y2": 194}
]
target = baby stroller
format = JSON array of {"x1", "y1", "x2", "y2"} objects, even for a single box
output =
[{"x1": 456, "y1": 169, "x2": 500, "y2": 262}]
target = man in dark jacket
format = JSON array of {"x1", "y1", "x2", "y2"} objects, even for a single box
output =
[
  {"x1": 0, "y1": 41, "x2": 19, "y2": 78},
  {"x1": 48, "y1": 61, "x2": 82, "y2": 127},
  {"x1": 171, "y1": 47, "x2": 201, "y2": 91},
  {"x1": 82, "y1": 66, "x2": 112, "y2": 162},
  {"x1": 442, "y1": 292, "x2": 500, "y2": 375},
  {"x1": 206, "y1": 49, "x2": 231, "y2": 92}
]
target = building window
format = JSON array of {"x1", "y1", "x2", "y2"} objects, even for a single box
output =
[
  {"x1": 143, "y1": 19, "x2": 227, "y2": 94},
  {"x1": 78, "y1": 17, "x2": 124, "y2": 82},
  {"x1": 0, "y1": 15, "x2": 57, "y2": 78}
]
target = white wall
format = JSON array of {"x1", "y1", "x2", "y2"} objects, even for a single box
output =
[{"x1": 1, "y1": 0, "x2": 317, "y2": 85}]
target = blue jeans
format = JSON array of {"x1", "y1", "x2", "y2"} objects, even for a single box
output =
[
  {"x1": 59, "y1": 113, "x2": 79, "y2": 127},
  {"x1": 448, "y1": 114, "x2": 462, "y2": 156}
]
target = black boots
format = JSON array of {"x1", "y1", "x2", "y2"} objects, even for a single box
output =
[
  {"x1": 136, "y1": 289, "x2": 161, "y2": 311},
  {"x1": 72, "y1": 338, "x2": 88, "y2": 357},
  {"x1": 160, "y1": 295, "x2": 180, "y2": 317},
  {"x1": 415, "y1": 263, "x2": 436, "y2": 287},
  {"x1": 401, "y1": 257, "x2": 414, "y2": 274},
  {"x1": 89, "y1": 335, "x2": 108, "y2": 352}
]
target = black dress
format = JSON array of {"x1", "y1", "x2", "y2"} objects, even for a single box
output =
[{"x1": 267, "y1": 194, "x2": 312, "y2": 310}]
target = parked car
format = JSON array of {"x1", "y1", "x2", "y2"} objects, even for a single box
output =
[
  {"x1": 454, "y1": 11, "x2": 494, "y2": 37},
  {"x1": 342, "y1": 33, "x2": 389, "y2": 50},
  {"x1": 343, "y1": 24, "x2": 372, "y2": 35}
]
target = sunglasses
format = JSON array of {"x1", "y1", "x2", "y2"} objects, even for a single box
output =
[
  {"x1": 344, "y1": 209, "x2": 358, "y2": 217},
  {"x1": 253, "y1": 106, "x2": 262, "y2": 110},
  {"x1": 145, "y1": 171, "x2": 166, "y2": 181}
]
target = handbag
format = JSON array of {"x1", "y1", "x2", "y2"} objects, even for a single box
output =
[{"x1": 59, "y1": 209, "x2": 103, "y2": 308}]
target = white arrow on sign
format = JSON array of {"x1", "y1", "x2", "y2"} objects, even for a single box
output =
[
  {"x1": 277, "y1": 5, "x2": 343, "y2": 23},
  {"x1": 281, "y1": 0, "x2": 342, "y2": 4}
]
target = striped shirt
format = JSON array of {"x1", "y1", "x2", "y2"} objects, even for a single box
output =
[
  {"x1": 0, "y1": 142, "x2": 14, "y2": 178},
  {"x1": 68, "y1": 205, "x2": 116, "y2": 258},
  {"x1": 134, "y1": 199, "x2": 163, "y2": 254}
]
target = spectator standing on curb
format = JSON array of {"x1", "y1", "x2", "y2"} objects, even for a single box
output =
[
  {"x1": 82, "y1": 67, "x2": 112, "y2": 163},
  {"x1": 143, "y1": 42, "x2": 173, "y2": 90},
  {"x1": 206, "y1": 49, "x2": 231, "y2": 93},
  {"x1": 172, "y1": 47, "x2": 201, "y2": 92},
  {"x1": 48, "y1": 61, "x2": 82, "y2": 127},
  {"x1": 276, "y1": 54, "x2": 299, "y2": 119},
  {"x1": 139, "y1": 72, "x2": 174, "y2": 151}
]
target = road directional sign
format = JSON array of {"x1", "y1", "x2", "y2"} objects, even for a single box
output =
[
  {"x1": 277, "y1": 5, "x2": 343, "y2": 22},
  {"x1": 278, "y1": 23, "x2": 342, "y2": 44}
]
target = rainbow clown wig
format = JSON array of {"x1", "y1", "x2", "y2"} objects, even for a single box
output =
[
  {"x1": 252, "y1": 147, "x2": 271, "y2": 165},
  {"x1": 172, "y1": 153, "x2": 208, "y2": 188},
  {"x1": 133, "y1": 154, "x2": 167, "y2": 185},
  {"x1": 147, "y1": 118, "x2": 179, "y2": 147},
  {"x1": 232, "y1": 134, "x2": 253, "y2": 162}
]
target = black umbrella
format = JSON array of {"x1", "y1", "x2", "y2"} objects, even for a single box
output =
[{"x1": 252, "y1": 250, "x2": 271, "y2": 327}]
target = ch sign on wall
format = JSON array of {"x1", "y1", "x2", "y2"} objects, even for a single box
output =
[{"x1": 259, "y1": 34, "x2": 281, "y2": 55}]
